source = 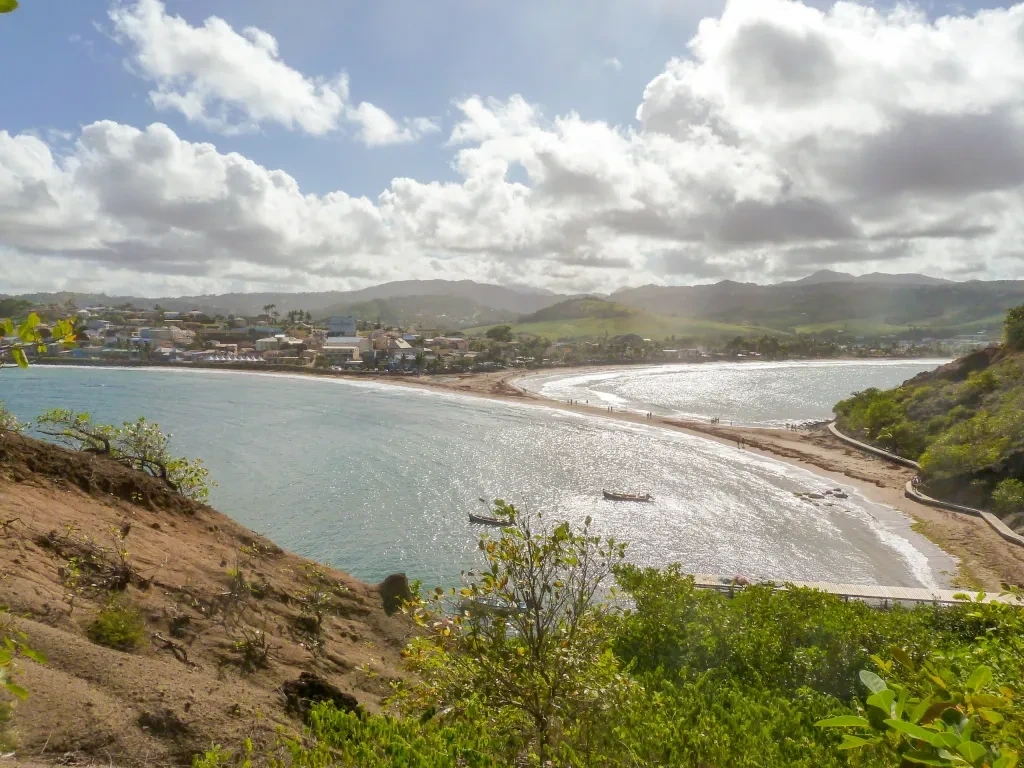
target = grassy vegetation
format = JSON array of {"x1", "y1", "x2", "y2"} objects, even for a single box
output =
[
  {"x1": 86, "y1": 599, "x2": 147, "y2": 650},
  {"x1": 834, "y1": 305, "x2": 1024, "y2": 511},
  {"x1": 200, "y1": 505, "x2": 1024, "y2": 768},
  {"x1": 465, "y1": 298, "x2": 781, "y2": 341}
]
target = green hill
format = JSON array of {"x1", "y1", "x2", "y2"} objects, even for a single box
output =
[
  {"x1": 318, "y1": 295, "x2": 517, "y2": 330},
  {"x1": 613, "y1": 278, "x2": 1024, "y2": 338},
  {"x1": 834, "y1": 305, "x2": 1024, "y2": 515},
  {"x1": 464, "y1": 298, "x2": 779, "y2": 341}
]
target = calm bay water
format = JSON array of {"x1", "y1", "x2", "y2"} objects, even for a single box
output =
[
  {"x1": 1, "y1": 366, "x2": 952, "y2": 588},
  {"x1": 520, "y1": 359, "x2": 950, "y2": 427}
]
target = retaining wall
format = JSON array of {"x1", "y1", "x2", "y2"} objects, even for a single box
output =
[{"x1": 827, "y1": 421, "x2": 1024, "y2": 548}]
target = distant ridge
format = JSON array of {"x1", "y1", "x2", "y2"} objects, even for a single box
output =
[{"x1": 777, "y1": 269, "x2": 953, "y2": 287}]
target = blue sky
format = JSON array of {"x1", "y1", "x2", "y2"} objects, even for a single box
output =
[
  {"x1": 1, "y1": 0, "x2": 1023, "y2": 297},
  {"x1": 2, "y1": 0, "x2": 725, "y2": 196}
]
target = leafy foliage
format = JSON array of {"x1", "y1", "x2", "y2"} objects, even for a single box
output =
[
  {"x1": 992, "y1": 479, "x2": 1024, "y2": 516},
  {"x1": 1006, "y1": 305, "x2": 1024, "y2": 351},
  {"x1": 0, "y1": 314, "x2": 78, "y2": 369},
  {"x1": 203, "y1": 515, "x2": 1024, "y2": 767},
  {"x1": 87, "y1": 599, "x2": 147, "y2": 651},
  {"x1": 0, "y1": 401, "x2": 26, "y2": 436},
  {"x1": 835, "y1": 307, "x2": 1024, "y2": 510},
  {"x1": 35, "y1": 410, "x2": 213, "y2": 501}
]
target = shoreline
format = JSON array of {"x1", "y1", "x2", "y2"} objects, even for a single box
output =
[{"x1": 25, "y1": 361, "x2": 1024, "y2": 589}]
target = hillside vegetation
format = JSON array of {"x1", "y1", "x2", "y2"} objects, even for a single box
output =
[
  {"x1": 465, "y1": 297, "x2": 778, "y2": 341},
  {"x1": 317, "y1": 294, "x2": 517, "y2": 330},
  {"x1": 835, "y1": 305, "x2": 1024, "y2": 514}
]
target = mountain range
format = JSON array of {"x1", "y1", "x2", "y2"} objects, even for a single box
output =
[{"x1": 5, "y1": 271, "x2": 1023, "y2": 339}]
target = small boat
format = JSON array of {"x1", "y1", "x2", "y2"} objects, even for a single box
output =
[
  {"x1": 603, "y1": 490, "x2": 653, "y2": 502},
  {"x1": 468, "y1": 512, "x2": 510, "y2": 526}
]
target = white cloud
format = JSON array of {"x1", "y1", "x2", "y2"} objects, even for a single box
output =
[
  {"x1": 348, "y1": 103, "x2": 440, "y2": 147},
  {"x1": 603, "y1": 56, "x2": 623, "y2": 72},
  {"x1": 108, "y1": 0, "x2": 436, "y2": 145},
  {"x1": 4, "y1": 0, "x2": 1024, "y2": 295}
]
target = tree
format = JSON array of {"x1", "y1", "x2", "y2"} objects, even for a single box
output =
[
  {"x1": 1005, "y1": 304, "x2": 1024, "y2": 351},
  {"x1": 0, "y1": 1, "x2": 17, "y2": 13},
  {"x1": 401, "y1": 503, "x2": 630, "y2": 764},
  {"x1": 262, "y1": 304, "x2": 277, "y2": 324},
  {"x1": 486, "y1": 325, "x2": 513, "y2": 343},
  {"x1": 34, "y1": 410, "x2": 212, "y2": 501}
]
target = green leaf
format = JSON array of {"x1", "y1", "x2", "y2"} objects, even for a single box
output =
[
  {"x1": 860, "y1": 669, "x2": 888, "y2": 694},
  {"x1": 20, "y1": 647, "x2": 47, "y2": 664},
  {"x1": 966, "y1": 665, "x2": 992, "y2": 693},
  {"x1": 4, "y1": 681, "x2": 28, "y2": 700},
  {"x1": 979, "y1": 708, "x2": 1004, "y2": 725},
  {"x1": 0, "y1": 1, "x2": 17, "y2": 14},
  {"x1": 0, "y1": 649, "x2": 12, "y2": 665},
  {"x1": 931, "y1": 732, "x2": 960, "y2": 749},
  {"x1": 816, "y1": 715, "x2": 871, "y2": 728},
  {"x1": 883, "y1": 719, "x2": 935, "y2": 742},
  {"x1": 902, "y1": 749, "x2": 950, "y2": 766},
  {"x1": 969, "y1": 694, "x2": 1004, "y2": 709},
  {"x1": 994, "y1": 750, "x2": 1018, "y2": 768},
  {"x1": 1, "y1": 318, "x2": 13, "y2": 335},
  {"x1": 867, "y1": 688, "x2": 896, "y2": 716},
  {"x1": 892, "y1": 646, "x2": 915, "y2": 671},
  {"x1": 837, "y1": 735, "x2": 874, "y2": 750},
  {"x1": 11, "y1": 347, "x2": 28, "y2": 368},
  {"x1": 910, "y1": 696, "x2": 934, "y2": 724},
  {"x1": 957, "y1": 741, "x2": 987, "y2": 765}
]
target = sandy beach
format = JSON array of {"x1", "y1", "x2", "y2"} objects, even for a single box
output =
[{"x1": 374, "y1": 367, "x2": 1024, "y2": 590}]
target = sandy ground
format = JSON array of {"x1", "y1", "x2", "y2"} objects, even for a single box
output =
[
  {"x1": 373, "y1": 367, "x2": 1024, "y2": 591},
  {"x1": 0, "y1": 436, "x2": 414, "y2": 767}
]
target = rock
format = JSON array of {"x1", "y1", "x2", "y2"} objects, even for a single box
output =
[
  {"x1": 282, "y1": 672, "x2": 359, "y2": 721},
  {"x1": 137, "y1": 708, "x2": 190, "y2": 736},
  {"x1": 807, "y1": 493, "x2": 825, "y2": 500},
  {"x1": 378, "y1": 572, "x2": 414, "y2": 615},
  {"x1": 834, "y1": 492, "x2": 848, "y2": 499}
]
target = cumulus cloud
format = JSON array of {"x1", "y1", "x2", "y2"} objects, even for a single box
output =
[
  {"x1": 108, "y1": 0, "x2": 437, "y2": 145},
  {"x1": 4, "y1": 0, "x2": 1024, "y2": 295}
]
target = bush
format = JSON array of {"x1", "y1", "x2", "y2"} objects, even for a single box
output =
[
  {"x1": 87, "y1": 600, "x2": 147, "y2": 651},
  {"x1": 1005, "y1": 304, "x2": 1024, "y2": 350},
  {"x1": 992, "y1": 478, "x2": 1024, "y2": 516}
]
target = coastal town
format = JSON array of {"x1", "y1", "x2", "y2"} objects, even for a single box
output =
[{"x1": 9, "y1": 299, "x2": 989, "y2": 374}]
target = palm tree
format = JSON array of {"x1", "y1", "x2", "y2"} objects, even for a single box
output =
[{"x1": 262, "y1": 304, "x2": 276, "y2": 324}]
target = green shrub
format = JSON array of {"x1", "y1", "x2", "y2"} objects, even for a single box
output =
[
  {"x1": 1005, "y1": 304, "x2": 1024, "y2": 350},
  {"x1": 87, "y1": 600, "x2": 146, "y2": 651},
  {"x1": 992, "y1": 478, "x2": 1024, "y2": 516}
]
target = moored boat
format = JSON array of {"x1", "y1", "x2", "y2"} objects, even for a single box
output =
[
  {"x1": 602, "y1": 490, "x2": 653, "y2": 502},
  {"x1": 468, "y1": 512, "x2": 510, "y2": 526}
]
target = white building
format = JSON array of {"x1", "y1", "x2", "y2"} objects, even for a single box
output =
[
  {"x1": 325, "y1": 335, "x2": 369, "y2": 353},
  {"x1": 254, "y1": 337, "x2": 280, "y2": 352},
  {"x1": 389, "y1": 338, "x2": 416, "y2": 363}
]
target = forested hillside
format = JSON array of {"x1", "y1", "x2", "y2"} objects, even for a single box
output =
[{"x1": 835, "y1": 306, "x2": 1024, "y2": 514}]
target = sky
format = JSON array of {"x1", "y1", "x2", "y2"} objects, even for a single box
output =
[{"x1": 1, "y1": 0, "x2": 1023, "y2": 298}]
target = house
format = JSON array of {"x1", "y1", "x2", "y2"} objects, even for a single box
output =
[
  {"x1": 327, "y1": 316, "x2": 357, "y2": 336},
  {"x1": 254, "y1": 337, "x2": 279, "y2": 352},
  {"x1": 389, "y1": 338, "x2": 416, "y2": 363}
]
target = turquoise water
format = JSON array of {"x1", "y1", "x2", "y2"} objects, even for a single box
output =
[
  {"x1": 1, "y1": 366, "x2": 952, "y2": 588},
  {"x1": 521, "y1": 359, "x2": 949, "y2": 427}
]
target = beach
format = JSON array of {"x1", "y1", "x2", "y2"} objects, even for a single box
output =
[{"x1": 377, "y1": 367, "x2": 1024, "y2": 590}]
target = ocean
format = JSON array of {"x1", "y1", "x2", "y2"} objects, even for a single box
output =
[{"x1": 520, "y1": 359, "x2": 950, "y2": 426}]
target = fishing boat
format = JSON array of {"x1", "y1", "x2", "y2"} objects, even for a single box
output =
[
  {"x1": 468, "y1": 512, "x2": 510, "y2": 526},
  {"x1": 602, "y1": 490, "x2": 653, "y2": 502}
]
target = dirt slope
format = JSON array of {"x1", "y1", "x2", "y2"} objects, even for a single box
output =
[{"x1": 0, "y1": 435, "x2": 415, "y2": 767}]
